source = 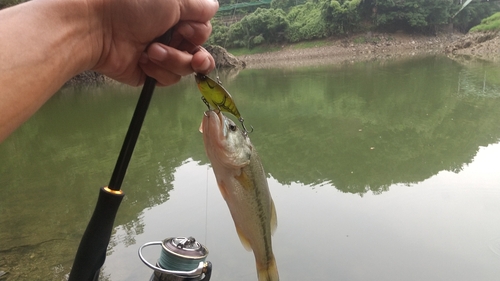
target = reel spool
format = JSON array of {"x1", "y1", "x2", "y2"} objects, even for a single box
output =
[{"x1": 139, "y1": 237, "x2": 212, "y2": 281}]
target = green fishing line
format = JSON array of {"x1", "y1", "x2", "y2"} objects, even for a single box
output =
[{"x1": 158, "y1": 237, "x2": 208, "y2": 272}]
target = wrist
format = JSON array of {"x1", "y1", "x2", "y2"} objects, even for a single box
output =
[
  {"x1": 80, "y1": 0, "x2": 108, "y2": 72},
  {"x1": 57, "y1": 0, "x2": 105, "y2": 74},
  {"x1": 32, "y1": 0, "x2": 104, "y2": 75}
]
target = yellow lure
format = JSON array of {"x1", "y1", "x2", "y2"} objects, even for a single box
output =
[
  {"x1": 195, "y1": 73, "x2": 253, "y2": 134},
  {"x1": 195, "y1": 73, "x2": 242, "y2": 119}
]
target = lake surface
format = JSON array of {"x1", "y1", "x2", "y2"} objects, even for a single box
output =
[{"x1": 1, "y1": 55, "x2": 500, "y2": 281}]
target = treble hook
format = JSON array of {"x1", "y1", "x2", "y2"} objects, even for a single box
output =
[
  {"x1": 201, "y1": 96, "x2": 211, "y2": 110},
  {"x1": 238, "y1": 117, "x2": 254, "y2": 135},
  {"x1": 201, "y1": 94, "x2": 253, "y2": 135}
]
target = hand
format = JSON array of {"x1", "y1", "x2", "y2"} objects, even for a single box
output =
[
  {"x1": 88, "y1": 0, "x2": 219, "y2": 86},
  {"x1": 0, "y1": 0, "x2": 219, "y2": 142}
]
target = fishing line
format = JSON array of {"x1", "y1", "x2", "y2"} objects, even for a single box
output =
[
  {"x1": 215, "y1": 0, "x2": 240, "y2": 82},
  {"x1": 202, "y1": 0, "x2": 241, "y2": 244},
  {"x1": 158, "y1": 245, "x2": 206, "y2": 271},
  {"x1": 159, "y1": 253, "x2": 199, "y2": 271},
  {"x1": 204, "y1": 165, "x2": 210, "y2": 245}
]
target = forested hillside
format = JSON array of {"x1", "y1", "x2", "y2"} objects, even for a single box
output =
[
  {"x1": 2, "y1": 0, "x2": 499, "y2": 50},
  {"x1": 210, "y1": 0, "x2": 500, "y2": 48}
]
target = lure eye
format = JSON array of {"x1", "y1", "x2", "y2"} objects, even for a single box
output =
[{"x1": 228, "y1": 123, "x2": 238, "y2": 132}]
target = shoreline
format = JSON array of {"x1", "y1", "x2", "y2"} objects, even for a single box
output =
[
  {"x1": 67, "y1": 32, "x2": 500, "y2": 85},
  {"x1": 237, "y1": 32, "x2": 500, "y2": 69}
]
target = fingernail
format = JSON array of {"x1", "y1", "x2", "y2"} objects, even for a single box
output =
[
  {"x1": 139, "y1": 52, "x2": 149, "y2": 64},
  {"x1": 148, "y1": 44, "x2": 168, "y2": 61},
  {"x1": 177, "y1": 23, "x2": 195, "y2": 38},
  {"x1": 200, "y1": 57, "x2": 211, "y2": 72}
]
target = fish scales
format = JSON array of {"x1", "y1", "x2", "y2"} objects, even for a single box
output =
[{"x1": 200, "y1": 110, "x2": 279, "y2": 281}]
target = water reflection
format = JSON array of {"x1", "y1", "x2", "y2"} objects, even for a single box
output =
[
  {"x1": 1, "y1": 56, "x2": 500, "y2": 280},
  {"x1": 233, "y1": 56, "x2": 500, "y2": 194}
]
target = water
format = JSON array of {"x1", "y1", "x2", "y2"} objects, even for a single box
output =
[{"x1": 1, "y1": 55, "x2": 500, "y2": 281}]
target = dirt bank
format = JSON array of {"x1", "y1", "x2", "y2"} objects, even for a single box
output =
[
  {"x1": 445, "y1": 31, "x2": 500, "y2": 62},
  {"x1": 238, "y1": 32, "x2": 499, "y2": 69},
  {"x1": 66, "y1": 32, "x2": 499, "y2": 85}
]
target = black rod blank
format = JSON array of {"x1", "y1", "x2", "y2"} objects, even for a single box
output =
[
  {"x1": 69, "y1": 30, "x2": 172, "y2": 280},
  {"x1": 108, "y1": 29, "x2": 172, "y2": 191},
  {"x1": 108, "y1": 76, "x2": 157, "y2": 190}
]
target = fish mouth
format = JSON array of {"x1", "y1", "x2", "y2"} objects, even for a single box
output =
[{"x1": 201, "y1": 110, "x2": 226, "y2": 141}]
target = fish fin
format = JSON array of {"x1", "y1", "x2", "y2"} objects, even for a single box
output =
[
  {"x1": 235, "y1": 226, "x2": 252, "y2": 251},
  {"x1": 270, "y1": 199, "x2": 278, "y2": 235},
  {"x1": 257, "y1": 255, "x2": 279, "y2": 281},
  {"x1": 234, "y1": 169, "x2": 252, "y2": 191},
  {"x1": 216, "y1": 181, "x2": 230, "y2": 202}
]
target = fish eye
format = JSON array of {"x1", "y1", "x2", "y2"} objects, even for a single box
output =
[{"x1": 228, "y1": 123, "x2": 238, "y2": 132}]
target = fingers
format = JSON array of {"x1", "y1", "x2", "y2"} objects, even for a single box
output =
[
  {"x1": 179, "y1": 0, "x2": 219, "y2": 22},
  {"x1": 136, "y1": 16, "x2": 215, "y2": 87},
  {"x1": 191, "y1": 48, "x2": 215, "y2": 74},
  {"x1": 172, "y1": 21, "x2": 213, "y2": 47},
  {"x1": 139, "y1": 43, "x2": 215, "y2": 86}
]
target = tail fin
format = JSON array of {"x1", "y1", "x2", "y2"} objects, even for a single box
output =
[{"x1": 257, "y1": 256, "x2": 279, "y2": 281}]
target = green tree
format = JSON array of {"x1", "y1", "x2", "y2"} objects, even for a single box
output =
[
  {"x1": 425, "y1": 0, "x2": 453, "y2": 33},
  {"x1": 321, "y1": 0, "x2": 362, "y2": 35},
  {"x1": 453, "y1": 1, "x2": 500, "y2": 32},
  {"x1": 470, "y1": 12, "x2": 500, "y2": 32},
  {"x1": 374, "y1": 0, "x2": 429, "y2": 31},
  {"x1": 228, "y1": 8, "x2": 289, "y2": 47},
  {"x1": 210, "y1": 0, "x2": 500, "y2": 49},
  {"x1": 370, "y1": 0, "x2": 455, "y2": 33},
  {"x1": 206, "y1": 19, "x2": 230, "y2": 46},
  {"x1": 227, "y1": 21, "x2": 248, "y2": 47},
  {"x1": 286, "y1": 1, "x2": 328, "y2": 42}
]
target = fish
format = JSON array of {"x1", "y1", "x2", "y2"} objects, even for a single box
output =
[
  {"x1": 200, "y1": 110, "x2": 279, "y2": 281},
  {"x1": 195, "y1": 74, "x2": 253, "y2": 134}
]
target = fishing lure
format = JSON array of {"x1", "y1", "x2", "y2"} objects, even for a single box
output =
[{"x1": 195, "y1": 73, "x2": 253, "y2": 134}]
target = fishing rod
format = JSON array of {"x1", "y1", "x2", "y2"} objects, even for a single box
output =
[
  {"x1": 67, "y1": 29, "x2": 170, "y2": 278},
  {"x1": 67, "y1": 29, "x2": 213, "y2": 281}
]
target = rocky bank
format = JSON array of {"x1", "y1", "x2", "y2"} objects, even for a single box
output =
[
  {"x1": 445, "y1": 31, "x2": 500, "y2": 62},
  {"x1": 66, "y1": 32, "x2": 500, "y2": 85},
  {"x1": 238, "y1": 32, "x2": 500, "y2": 69}
]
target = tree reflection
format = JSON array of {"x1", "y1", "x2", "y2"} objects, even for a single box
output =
[{"x1": 2, "y1": 56, "x2": 500, "y2": 279}]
